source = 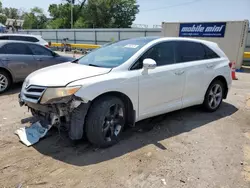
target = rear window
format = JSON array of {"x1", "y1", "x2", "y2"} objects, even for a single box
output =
[
  {"x1": 8, "y1": 35, "x2": 39, "y2": 42},
  {"x1": 9, "y1": 36, "x2": 25, "y2": 41},
  {"x1": 202, "y1": 44, "x2": 220, "y2": 59},
  {"x1": 25, "y1": 36, "x2": 39, "y2": 42},
  {"x1": 175, "y1": 41, "x2": 206, "y2": 63}
]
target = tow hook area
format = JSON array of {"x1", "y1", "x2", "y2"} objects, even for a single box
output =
[{"x1": 21, "y1": 96, "x2": 91, "y2": 142}]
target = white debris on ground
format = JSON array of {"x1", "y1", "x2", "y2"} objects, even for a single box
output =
[
  {"x1": 161, "y1": 178, "x2": 167, "y2": 185},
  {"x1": 15, "y1": 121, "x2": 52, "y2": 146}
]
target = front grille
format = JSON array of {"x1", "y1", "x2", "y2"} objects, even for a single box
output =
[{"x1": 22, "y1": 85, "x2": 46, "y2": 103}]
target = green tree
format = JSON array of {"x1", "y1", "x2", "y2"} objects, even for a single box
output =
[
  {"x1": 110, "y1": 0, "x2": 139, "y2": 28},
  {"x1": 48, "y1": 3, "x2": 72, "y2": 28},
  {"x1": 0, "y1": 1, "x2": 3, "y2": 13},
  {"x1": 23, "y1": 7, "x2": 48, "y2": 29},
  {"x1": 74, "y1": 17, "x2": 87, "y2": 28},
  {"x1": 48, "y1": 0, "x2": 139, "y2": 29},
  {"x1": 0, "y1": 13, "x2": 7, "y2": 24},
  {"x1": 85, "y1": 0, "x2": 139, "y2": 28},
  {"x1": 3, "y1": 7, "x2": 19, "y2": 19},
  {"x1": 48, "y1": 0, "x2": 87, "y2": 29}
]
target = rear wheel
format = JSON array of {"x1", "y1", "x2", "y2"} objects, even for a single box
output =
[
  {"x1": 0, "y1": 70, "x2": 11, "y2": 94},
  {"x1": 203, "y1": 80, "x2": 224, "y2": 112},
  {"x1": 85, "y1": 96, "x2": 125, "y2": 148}
]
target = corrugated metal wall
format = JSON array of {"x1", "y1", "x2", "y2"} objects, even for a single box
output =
[
  {"x1": 19, "y1": 28, "x2": 162, "y2": 45},
  {"x1": 19, "y1": 28, "x2": 250, "y2": 50}
]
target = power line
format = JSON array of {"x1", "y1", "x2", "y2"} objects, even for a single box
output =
[{"x1": 140, "y1": 0, "x2": 202, "y2": 12}]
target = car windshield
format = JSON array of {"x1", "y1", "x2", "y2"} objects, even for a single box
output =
[{"x1": 77, "y1": 37, "x2": 158, "y2": 68}]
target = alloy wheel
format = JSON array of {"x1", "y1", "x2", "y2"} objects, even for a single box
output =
[
  {"x1": 0, "y1": 74, "x2": 8, "y2": 92},
  {"x1": 208, "y1": 84, "x2": 223, "y2": 109},
  {"x1": 102, "y1": 104, "x2": 124, "y2": 142}
]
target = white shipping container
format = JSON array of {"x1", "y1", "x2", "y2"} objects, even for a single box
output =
[{"x1": 162, "y1": 20, "x2": 249, "y2": 69}]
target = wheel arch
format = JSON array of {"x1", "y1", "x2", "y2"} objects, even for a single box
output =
[
  {"x1": 207, "y1": 75, "x2": 228, "y2": 99},
  {"x1": 89, "y1": 91, "x2": 136, "y2": 127},
  {"x1": 0, "y1": 67, "x2": 14, "y2": 83}
]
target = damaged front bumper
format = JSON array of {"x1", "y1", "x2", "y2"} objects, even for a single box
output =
[{"x1": 19, "y1": 94, "x2": 90, "y2": 140}]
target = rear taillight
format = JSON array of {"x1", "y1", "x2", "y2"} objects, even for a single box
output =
[
  {"x1": 229, "y1": 62, "x2": 232, "y2": 68},
  {"x1": 45, "y1": 45, "x2": 49, "y2": 48}
]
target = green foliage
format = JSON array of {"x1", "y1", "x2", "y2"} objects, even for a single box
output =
[
  {"x1": 111, "y1": 0, "x2": 139, "y2": 28},
  {"x1": 48, "y1": 4, "x2": 70, "y2": 28},
  {"x1": 86, "y1": 0, "x2": 139, "y2": 28},
  {"x1": 0, "y1": 0, "x2": 139, "y2": 29},
  {"x1": 0, "y1": 14, "x2": 7, "y2": 24},
  {"x1": 74, "y1": 17, "x2": 87, "y2": 28},
  {"x1": 0, "y1": 1, "x2": 2, "y2": 12},
  {"x1": 2, "y1": 7, "x2": 19, "y2": 19},
  {"x1": 48, "y1": 0, "x2": 139, "y2": 29},
  {"x1": 48, "y1": 1, "x2": 87, "y2": 29},
  {"x1": 23, "y1": 7, "x2": 48, "y2": 29}
]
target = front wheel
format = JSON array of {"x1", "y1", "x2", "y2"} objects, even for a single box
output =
[
  {"x1": 0, "y1": 71, "x2": 11, "y2": 94},
  {"x1": 203, "y1": 80, "x2": 224, "y2": 112},
  {"x1": 85, "y1": 96, "x2": 125, "y2": 148}
]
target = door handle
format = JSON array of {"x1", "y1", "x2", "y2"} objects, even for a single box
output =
[
  {"x1": 207, "y1": 64, "x2": 215, "y2": 68},
  {"x1": 36, "y1": 58, "x2": 42, "y2": 61},
  {"x1": 175, "y1": 70, "x2": 185, "y2": 75}
]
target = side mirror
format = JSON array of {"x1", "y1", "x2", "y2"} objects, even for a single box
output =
[{"x1": 143, "y1": 58, "x2": 157, "y2": 70}]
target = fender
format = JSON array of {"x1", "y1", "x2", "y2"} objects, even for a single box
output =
[
  {"x1": 0, "y1": 64, "x2": 15, "y2": 82},
  {"x1": 68, "y1": 71, "x2": 139, "y2": 118}
]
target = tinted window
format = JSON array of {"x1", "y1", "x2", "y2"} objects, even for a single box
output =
[
  {"x1": 28, "y1": 44, "x2": 52, "y2": 56},
  {"x1": 9, "y1": 36, "x2": 25, "y2": 41},
  {"x1": 25, "y1": 36, "x2": 39, "y2": 42},
  {"x1": 0, "y1": 36, "x2": 9, "y2": 40},
  {"x1": 4, "y1": 43, "x2": 32, "y2": 55},
  {"x1": 6, "y1": 35, "x2": 39, "y2": 42},
  {"x1": 144, "y1": 42, "x2": 175, "y2": 66},
  {"x1": 203, "y1": 44, "x2": 220, "y2": 59},
  {"x1": 131, "y1": 41, "x2": 175, "y2": 70},
  {"x1": 175, "y1": 41, "x2": 206, "y2": 63}
]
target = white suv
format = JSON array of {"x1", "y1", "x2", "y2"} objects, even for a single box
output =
[
  {"x1": 19, "y1": 37, "x2": 232, "y2": 147},
  {"x1": 0, "y1": 34, "x2": 48, "y2": 47}
]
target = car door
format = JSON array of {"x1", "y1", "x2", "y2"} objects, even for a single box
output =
[
  {"x1": 175, "y1": 41, "x2": 209, "y2": 108},
  {"x1": 27, "y1": 43, "x2": 59, "y2": 69},
  {"x1": 201, "y1": 44, "x2": 222, "y2": 86},
  {"x1": 0, "y1": 43, "x2": 37, "y2": 81},
  {"x1": 136, "y1": 41, "x2": 186, "y2": 120}
]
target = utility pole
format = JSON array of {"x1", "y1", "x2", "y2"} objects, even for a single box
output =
[{"x1": 71, "y1": 0, "x2": 73, "y2": 28}]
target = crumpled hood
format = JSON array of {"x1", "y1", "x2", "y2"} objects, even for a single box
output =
[{"x1": 26, "y1": 62, "x2": 111, "y2": 87}]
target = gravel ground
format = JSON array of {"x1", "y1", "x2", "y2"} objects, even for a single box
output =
[{"x1": 0, "y1": 73, "x2": 250, "y2": 188}]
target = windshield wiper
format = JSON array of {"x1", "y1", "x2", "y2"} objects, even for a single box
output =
[
  {"x1": 88, "y1": 64, "x2": 101, "y2": 67},
  {"x1": 71, "y1": 59, "x2": 79, "y2": 63}
]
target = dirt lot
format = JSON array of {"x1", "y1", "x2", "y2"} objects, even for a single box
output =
[{"x1": 1, "y1": 73, "x2": 250, "y2": 188}]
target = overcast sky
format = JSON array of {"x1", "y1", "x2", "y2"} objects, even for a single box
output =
[{"x1": 1, "y1": 0, "x2": 250, "y2": 27}]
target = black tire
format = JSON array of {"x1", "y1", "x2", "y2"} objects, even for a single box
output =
[
  {"x1": 0, "y1": 70, "x2": 11, "y2": 94},
  {"x1": 85, "y1": 96, "x2": 126, "y2": 148},
  {"x1": 203, "y1": 80, "x2": 224, "y2": 112}
]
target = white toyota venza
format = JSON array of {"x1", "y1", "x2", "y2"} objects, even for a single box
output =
[{"x1": 19, "y1": 37, "x2": 232, "y2": 147}]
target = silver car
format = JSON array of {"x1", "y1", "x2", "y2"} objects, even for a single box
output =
[{"x1": 0, "y1": 40, "x2": 75, "y2": 93}]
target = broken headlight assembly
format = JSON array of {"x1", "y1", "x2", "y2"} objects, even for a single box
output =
[{"x1": 40, "y1": 86, "x2": 81, "y2": 104}]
